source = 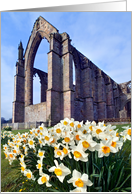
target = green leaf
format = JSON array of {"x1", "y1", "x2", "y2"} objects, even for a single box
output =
[
  {"x1": 115, "y1": 166, "x2": 124, "y2": 188},
  {"x1": 124, "y1": 187, "x2": 131, "y2": 191},
  {"x1": 112, "y1": 174, "x2": 131, "y2": 192},
  {"x1": 90, "y1": 174, "x2": 100, "y2": 178},
  {"x1": 93, "y1": 162, "x2": 100, "y2": 172},
  {"x1": 106, "y1": 165, "x2": 111, "y2": 190},
  {"x1": 94, "y1": 186, "x2": 102, "y2": 190}
]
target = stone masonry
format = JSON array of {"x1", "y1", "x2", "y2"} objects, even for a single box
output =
[{"x1": 12, "y1": 16, "x2": 131, "y2": 126}]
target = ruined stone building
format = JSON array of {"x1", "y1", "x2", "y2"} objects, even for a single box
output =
[{"x1": 12, "y1": 16, "x2": 131, "y2": 126}]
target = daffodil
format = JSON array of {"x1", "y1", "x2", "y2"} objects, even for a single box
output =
[
  {"x1": 109, "y1": 137, "x2": 123, "y2": 152},
  {"x1": 70, "y1": 187, "x2": 87, "y2": 192},
  {"x1": 60, "y1": 118, "x2": 71, "y2": 126},
  {"x1": 48, "y1": 160, "x2": 71, "y2": 182},
  {"x1": 120, "y1": 127, "x2": 131, "y2": 142},
  {"x1": 43, "y1": 131, "x2": 54, "y2": 145},
  {"x1": 20, "y1": 163, "x2": 26, "y2": 173},
  {"x1": 49, "y1": 134, "x2": 58, "y2": 146},
  {"x1": 24, "y1": 169, "x2": 35, "y2": 180},
  {"x1": 37, "y1": 173, "x2": 51, "y2": 187},
  {"x1": 37, "y1": 149, "x2": 45, "y2": 159},
  {"x1": 78, "y1": 134, "x2": 97, "y2": 152},
  {"x1": 62, "y1": 131, "x2": 75, "y2": 146},
  {"x1": 61, "y1": 144, "x2": 72, "y2": 159},
  {"x1": 74, "y1": 121, "x2": 83, "y2": 131},
  {"x1": 92, "y1": 125, "x2": 106, "y2": 140},
  {"x1": 67, "y1": 169, "x2": 93, "y2": 190},
  {"x1": 71, "y1": 144, "x2": 88, "y2": 162},
  {"x1": 53, "y1": 123, "x2": 64, "y2": 137},
  {"x1": 27, "y1": 138, "x2": 35, "y2": 149},
  {"x1": 96, "y1": 140, "x2": 117, "y2": 158},
  {"x1": 3, "y1": 144, "x2": 8, "y2": 151}
]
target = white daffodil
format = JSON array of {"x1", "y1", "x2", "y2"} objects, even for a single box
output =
[
  {"x1": 38, "y1": 123, "x2": 45, "y2": 131},
  {"x1": 60, "y1": 118, "x2": 71, "y2": 126},
  {"x1": 53, "y1": 123, "x2": 64, "y2": 137},
  {"x1": 73, "y1": 130, "x2": 82, "y2": 144},
  {"x1": 27, "y1": 138, "x2": 35, "y2": 149},
  {"x1": 61, "y1": 144, "x2": 72, "y2": 159},
  {"x1": 109, "y1": 137, "x2": 123, "y2": 152},
  {"x1": 68, "y1": 119, "x2": 76, "y2": 130},
  {"x1": 95, "y1": 140, "x2": 117, "y2": 158},
  {"x1": 37, "y1": 173, "x2": 52, "y2": 187},
  {"x1": 91, "y1": 125, "x2": 106, "y2": 140},
  {"x1": 49, "y1": 135, "x2": 58, "y2": 147},
  {"x1": 43, "y1": 131, "x2": 54, "y2": 145},
  {"x1": 38, "y1": 137, "x2": 45, "y2": 148},
  {"x1": 68, "y1": 169, "x2": 93, "y2": 190},
  {"x1": 71, "y1": 144, "x2": 88, "y2": 162},
  {"x1": 54, "y1": 148, "x2": 64, "y2": 160},
  {"x1": 48, "y1": 160, "x2": 71, "y2": 183},
  {"x1": 24, "y1": 169, "x2": 35, "y2": 180},
  {"x1": 7, "y1": 152, "x2": 16, "y2": 165},
  {"x1": 70, "y1": 187, "x2": 87, "y2": 192},
  {"x1": 20, "y1": 163, "x2": 26, "y2": 173},
  {"x1": 78, "y1": 134, "x2": 97, "y2": 152},
  {"x1": 36, "y1": 159, "x2": 43, "y2": 170},
  {"x1": 62, "y1": 131, "x2": 75, "y2": 146},
  {"x1": 54, "y1": 143, "x2": 72, "y2": 160},
  {"x1": 3, "y1": 144, "x2": 8, "y2": 151},
  {"x1": 12, "y1": 145, "x2": 20, "y2": 156},
  {"x1": 74, "y1": 121, "x2": 83, "y2": 131},
  {"x1": 37, "y1": 149, "x2": 45, "y2": 159},
  {"x1": 36, "y1": 159, "x2": 43, "y2": 175},
  {"x1": 120, "y1": 127, "x2": 131, "y2": 142}
]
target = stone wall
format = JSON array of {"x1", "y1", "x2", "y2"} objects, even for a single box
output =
[{"x1": 25, "y1": 102, "x2": 46, "y2": 122}]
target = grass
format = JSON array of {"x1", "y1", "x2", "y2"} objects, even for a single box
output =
[
  {"x1": 1, "y1": 123, "x2": 131, "y2": 192},
  {"x1": 11, "y1": 129, "x2": 30, "y2": 135},
  {"x1": 1, "y1": 147, "x2": 21, "y2": 191}
]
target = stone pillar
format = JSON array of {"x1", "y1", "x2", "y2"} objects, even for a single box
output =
[
  {"x1": 41, "y1": 81, "x2": 47, "y2": 102},
  {"x1": 106, "y1": 79, "x2": 115, "y2": 118},
  {"x1": 97, "y1": 71, "x2": 107, "y2": 119},
  {"x1": 12, "y1": 42, "x2": 25, "y2": 123},
  {"x1": 81, "y1": 64, "x2": 94, "y2": 121},
  {"x1": 92, "y1": 68, "x2": 98, "y2": 121},
  {"x1": 25, "y1": 67, "x2": 33, "y2": 106},
  {"x1": 113, "y1": 83, "x2": 120, "y2": 118},
  {"x1": 61, "y1": 33, "x2": 74, "y2": 119},
  {"x1": 46, "y1": 33, "x2": 62, "y2": 125}
]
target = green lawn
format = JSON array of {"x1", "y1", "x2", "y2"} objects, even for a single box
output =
[
  {"x1": 12, "y1": 129, "x2": 30, "y2": 135},
  {"x1": 1, "y1": 148, "x2": 22, "y2": 192},
  {"x1": 1, "y1": 124, "x2": 131, "y2": 192}
]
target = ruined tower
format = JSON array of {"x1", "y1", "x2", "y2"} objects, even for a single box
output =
[
  {"x1": 12, "y1": 41, "x2": 25, "y2": 123},
  {"x1": 12, "y1": 16, "x2": 131, "y2": 126}
]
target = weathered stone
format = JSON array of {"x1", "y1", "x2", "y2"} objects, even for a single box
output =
[{"x1": 12, "y1": 16, "x2": 131, "y2": 125}]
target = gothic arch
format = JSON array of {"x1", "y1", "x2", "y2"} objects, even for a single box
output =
[{"x1": 24, "y1": 16, "x2": 58, "y2": 106}]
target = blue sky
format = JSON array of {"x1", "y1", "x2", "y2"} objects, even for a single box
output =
[{"x1": 1, "y1": 12, "x2": 131, "y2": 120}]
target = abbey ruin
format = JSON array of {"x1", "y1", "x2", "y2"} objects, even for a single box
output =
[{"x1": 12, "y1": 16, "x2": 131, "y2": 126}]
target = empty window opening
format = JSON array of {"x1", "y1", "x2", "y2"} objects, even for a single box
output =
[
  {"x1": 73, "y1": 60, "x2": 76, "y2": 90},
  {"x1": 33, "y1": 39, "x2": 49, "y2": 104},
  {"x1": 33, "y1": 74, "x2": 41, "y2": 104}
]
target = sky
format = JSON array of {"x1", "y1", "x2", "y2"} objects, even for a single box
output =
[{"x1": 1, "y1": 12, "x2": 131, "y2": 120}]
